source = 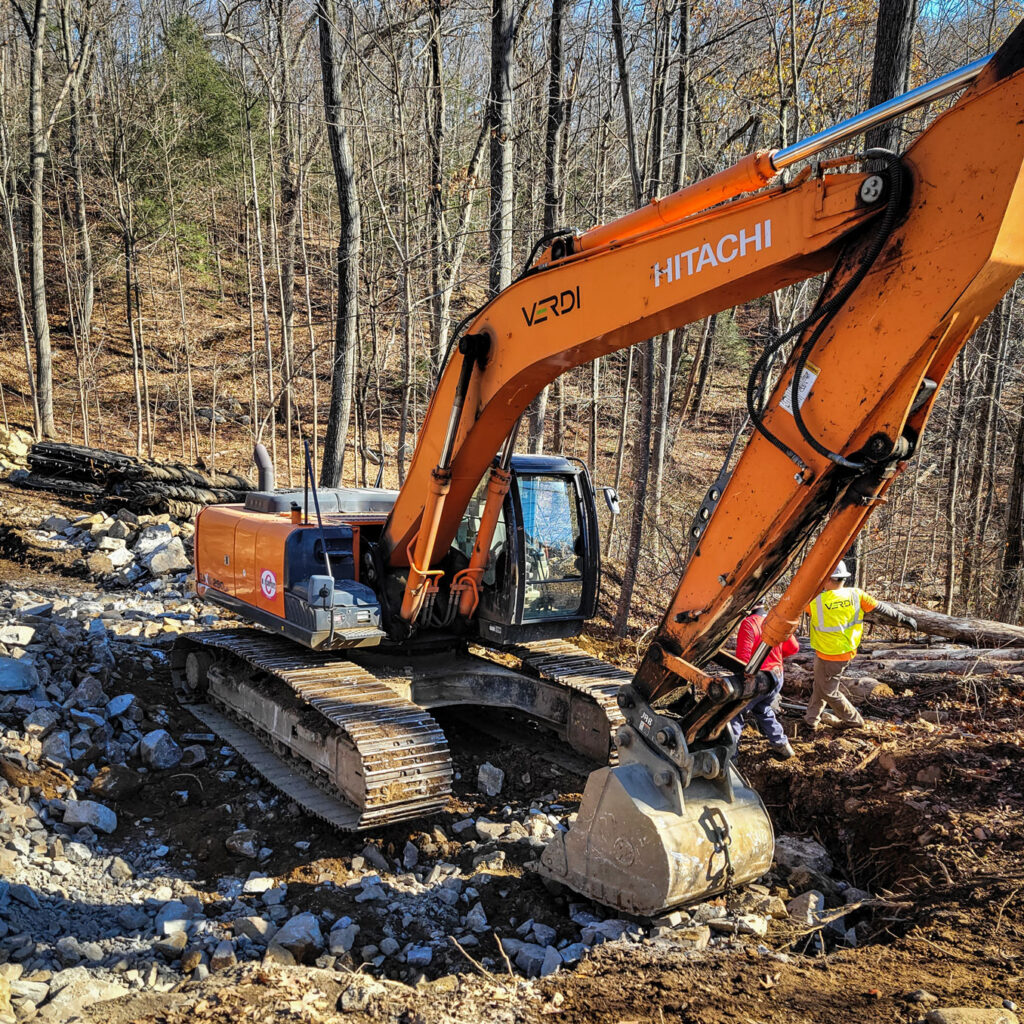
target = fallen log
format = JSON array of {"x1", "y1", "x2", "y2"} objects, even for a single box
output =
[
  {"x1": 841, "y1": 677, "x2": 895, "y2": 703},
  {"x1": 874, "y1": 602, "x2": 1024, "y2": 648},
  {"x1": 872, "y1": 658, "x2": 1024, "y2": 676},
  {"x1": 863, "y1": 647, "x2": 1024, "y2": 661}
]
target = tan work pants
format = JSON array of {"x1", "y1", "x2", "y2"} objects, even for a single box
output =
[{"x1": 805, "y1": 656, "x2": 864, "y2": 727}]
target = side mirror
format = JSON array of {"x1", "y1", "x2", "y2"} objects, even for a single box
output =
[{"x1": 602, "y1": 486, "x2": 620, "y2": 515}]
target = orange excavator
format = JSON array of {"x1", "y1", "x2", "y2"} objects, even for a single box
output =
[{"x1": 173, "y1": 22, "x2": 1024, "y2": 916}]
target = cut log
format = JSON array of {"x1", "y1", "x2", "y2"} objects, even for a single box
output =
[
  {"x1": 874, "y1": 602, "x2": 1024, "y2": 648},
  {"x1": 840, "y1": 677, "x2": 895, "y2": 703},
  {"x1": 863, "y1": 647, "x2": 1024, "y2": 662},
  {"x1": 873, "y1": 658, "x2": 1024, "y2": 675}
]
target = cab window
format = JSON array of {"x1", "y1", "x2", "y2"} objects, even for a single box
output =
[{"x1": 518, "y1": 474, "x2": 583, "y2": 619}]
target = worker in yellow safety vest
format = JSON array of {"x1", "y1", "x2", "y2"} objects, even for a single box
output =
[{"x1": 803, "y1": 561, "x2": 917, "y2": 732}]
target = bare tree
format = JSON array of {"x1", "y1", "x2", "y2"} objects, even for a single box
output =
[
  {"x1": 865, "y1": 0, "x2": 918, "y2": 152},
  {"x1": 488, "y1": 0, "x2": 514, "y2": 296},
  {"x1": 318, "y1": 0, "x2": 359, "y2": 487},
  {"x1": 527, "y1": 0, "x2": 566, "y2": 454}
]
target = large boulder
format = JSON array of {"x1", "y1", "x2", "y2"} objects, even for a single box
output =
[
  {"x1": 155, "y1": 900, "x2": 191, "y2": 937},
  {"x1": 270, "y1": 912, "x2": 323, "y2": 964},
  {"x1": 0, "y1": 657, "x2": 38, "y2": 694},
  {"x1": 106, "y1": 546, "x2": 135, "y2": 570},
  {"x1": 37, "y1": 967, "x2": 127, "y2": 1022},
  {"x1": 774, "y1": 835, "x2": 834, "y2": 876},
  {"x1": 63, "y1": 800, "x2": 117, "y2": 834},
  {"x1": 139, "y1": 730, "x2": 182, "y2": 770},
  {"x1": 133, "y1": 524, "x2": 174, "y2": 558},
  {"x1": 41, "y1": 731, "x2": 72, "y2": 767},
  {"x1": 145, "y1": 538, "x2": 191, "y2": 576}
]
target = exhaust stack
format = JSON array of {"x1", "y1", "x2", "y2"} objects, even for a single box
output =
[{"x1": 254, "y1": 443, "x2": 275, "y2": 491}]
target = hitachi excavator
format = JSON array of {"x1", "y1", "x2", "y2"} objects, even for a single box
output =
[{"x1": 173, "y1": 22, "x2": 1024, "y2": 917}]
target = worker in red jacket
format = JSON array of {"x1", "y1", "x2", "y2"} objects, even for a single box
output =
[{"x1": 732, "y1": 600, "x2": 800, "y2": 760}]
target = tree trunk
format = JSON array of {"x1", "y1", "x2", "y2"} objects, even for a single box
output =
[
  {"x1": 527, "y1": 0, "x2": 566, "y2": 455},
  {"x1": 671, "y1": 0, "x2": 689, "y2": 190},
  {"x1": 425, "y1": 0, "x2": 447, "y2": 364},
  {"x1": 123, "y1": 228, "x2": 143, "y2": 456},
  {"x1": 646, "y1": 3, "x2": 672, "y2": 546},
  {"x1": 298, "y1": 164, "x2": 320, "y2": 469},
  {"x1": 488, "y1": 0, "x2": 514, "y2": 297},
  {"x1": 961, "y1": 311, "x2": 1003, "y2": 610},
  {"x1": 610, "y1": 0, "x2": 642, "y2": 208},
  {"x1": 28, "y1": 0, "x2": 55, "y2": 437},
  {"x1": 613, "y1": 340, "x2": 654, "y2": 636},
  {"x1": 0, "y1": 125, "x2": 40, "y2": 434},
  {"x1": 864, "y1": 0, "x2": 918, "y2": 152},
  {"x1": 318, "y1": 0, "x2": 360, "y2": 488},
  {"x1": 690, "y1": 316, "x2": 717, "y2": 425},
  {"x1": 63, "y1": 15, "x2": 93, "y2": 359},
  {"x1": 942, "y1": 361, "x2": 969, "y2": 614},
  {"x1": 246, "y1": 103, "x2": 277, "y2": 470},
  {"x1": 589, "y1": 359, "x2": 599, "y2": 470},
  {"x1": 997, "y1": 397, "x2": 1024, "y2": 623},
  {"x1": 276, "y1": 67, "x2": 301, "y2": 485},
  {"x1": 610, "y1": 0, "x2": 652, "y2": 636},
  {"x1": 877, "y1": 602, "x2": 1024, "y2": 647}
]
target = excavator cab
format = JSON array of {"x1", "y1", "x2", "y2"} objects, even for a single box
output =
[{"x1": 456, "y1": 455, "x2": 600, "y2": 646}]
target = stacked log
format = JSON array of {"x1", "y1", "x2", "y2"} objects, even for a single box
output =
[
  {"x1": 780, "y1": 604, "x2": 1024, "y2": 707},
  {"x1": 10, "y1": 442, "x2": 253, "y2": 518}
]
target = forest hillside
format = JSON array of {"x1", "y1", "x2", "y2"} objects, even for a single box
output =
[{"x1": 1, "y1": 0, "x2": 1023, "y2": 631}]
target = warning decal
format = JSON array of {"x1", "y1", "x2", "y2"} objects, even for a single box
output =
[{"x1": 779, "y1": 361, "x2": 820, "y2": 415}]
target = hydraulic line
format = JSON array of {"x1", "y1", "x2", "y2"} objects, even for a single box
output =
[
  {"x1": 745, "y1": 149, "x2": 904, "y2": 472},
  {"x1": 789, "y1": 150, "x2": 904, "y2": 468}
]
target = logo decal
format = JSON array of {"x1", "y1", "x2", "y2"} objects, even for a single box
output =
[
  {"x1": 260, "y1": 569, "x2": 277, "y2": 600},
  {"x1": 652, "y1": 218, "x2": 772, "y2": 287},
  {"x1": 522, "y1": 286, "x2": 581, "y2": 326}
]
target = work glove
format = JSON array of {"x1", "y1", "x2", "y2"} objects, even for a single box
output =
[{"x1": 874, "y1": 600, "x2": 917, "y2": 631}]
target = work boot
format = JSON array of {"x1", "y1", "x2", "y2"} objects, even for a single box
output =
[
  {"x1": 797, "y1": 721, "x2": 822, "y2": 740},
  {"x1": 837, "y1": 714, "x2": 867, "y2": 731},
  {"x1": 769, "y1": 740, "x2": 795, "y2": 761}
]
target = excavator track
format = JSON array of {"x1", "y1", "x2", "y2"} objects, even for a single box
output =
[
  {"x1": 171, "y1": 629, "x2": 452, "y2": 829},
  {"x1": 474, "y1": 638, "x2": 630, "y2": 763}
]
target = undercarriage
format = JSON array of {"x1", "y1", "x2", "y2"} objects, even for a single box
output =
[{"x1": 171, "y1": 630, "x2": 629, "y2": 829}]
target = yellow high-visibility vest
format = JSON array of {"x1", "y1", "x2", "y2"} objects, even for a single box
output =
[{"x1": 808, "y1": 587, "x2": 871, "y2": 658}]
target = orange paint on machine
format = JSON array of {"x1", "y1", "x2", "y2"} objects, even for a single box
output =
[{"x1": 174, "y1": 22, "x2": 1024, "y2": 918}]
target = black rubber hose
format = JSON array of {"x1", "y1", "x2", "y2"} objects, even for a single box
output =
[
  {"x1": 745, "y1": 149, "x2": 904, "y2": 471},
  {"x1": 790, "y1": 149, "x2": 904, "y2": 469}
]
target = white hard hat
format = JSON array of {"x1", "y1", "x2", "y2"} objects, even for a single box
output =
[{"x1": 831, "y1": 560, "x2": 851, "y2": 579}]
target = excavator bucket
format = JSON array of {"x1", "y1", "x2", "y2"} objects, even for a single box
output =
[{"x1": 538, "y1": 747, "x2": 774, "y2": 917}]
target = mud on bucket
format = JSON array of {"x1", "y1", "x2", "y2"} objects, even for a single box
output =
[{"x1": 537, "y1": 759, "x2": 774, "y2": 918}]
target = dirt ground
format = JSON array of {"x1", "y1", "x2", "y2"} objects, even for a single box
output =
[{"x1": 2, "y1": 479, "x2": 1023, "y2": 1023}]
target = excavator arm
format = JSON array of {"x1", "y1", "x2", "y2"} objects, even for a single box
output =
[{"x1": 373, "y1": 22, "x2": 1024, "y2": 915}]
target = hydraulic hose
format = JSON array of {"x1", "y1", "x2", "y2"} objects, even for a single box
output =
[{"x1": 745, "y1": 149, "x2": 904, "y2": 472}]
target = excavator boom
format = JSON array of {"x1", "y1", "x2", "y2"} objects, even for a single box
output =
[
  {"x1": 184, "y1": 20, "x2": 1024, "y2": 919},
  {"x1": 540, "y1": 25, "x2": 1024, "y2": 913},
  {"x1": 377, "y1": 22, "x2": 1024, "y2": 913}
]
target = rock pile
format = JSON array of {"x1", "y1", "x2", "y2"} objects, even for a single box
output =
[
  {"x1": 0, "y1": 569, "x2": 888, "y2": 1020},
  {"x1": 28, "y1": 510, "x2": 194, "y2": 587},
  {"x1": 0, "y1": 428, "x2": 32, "y2": 474}
]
